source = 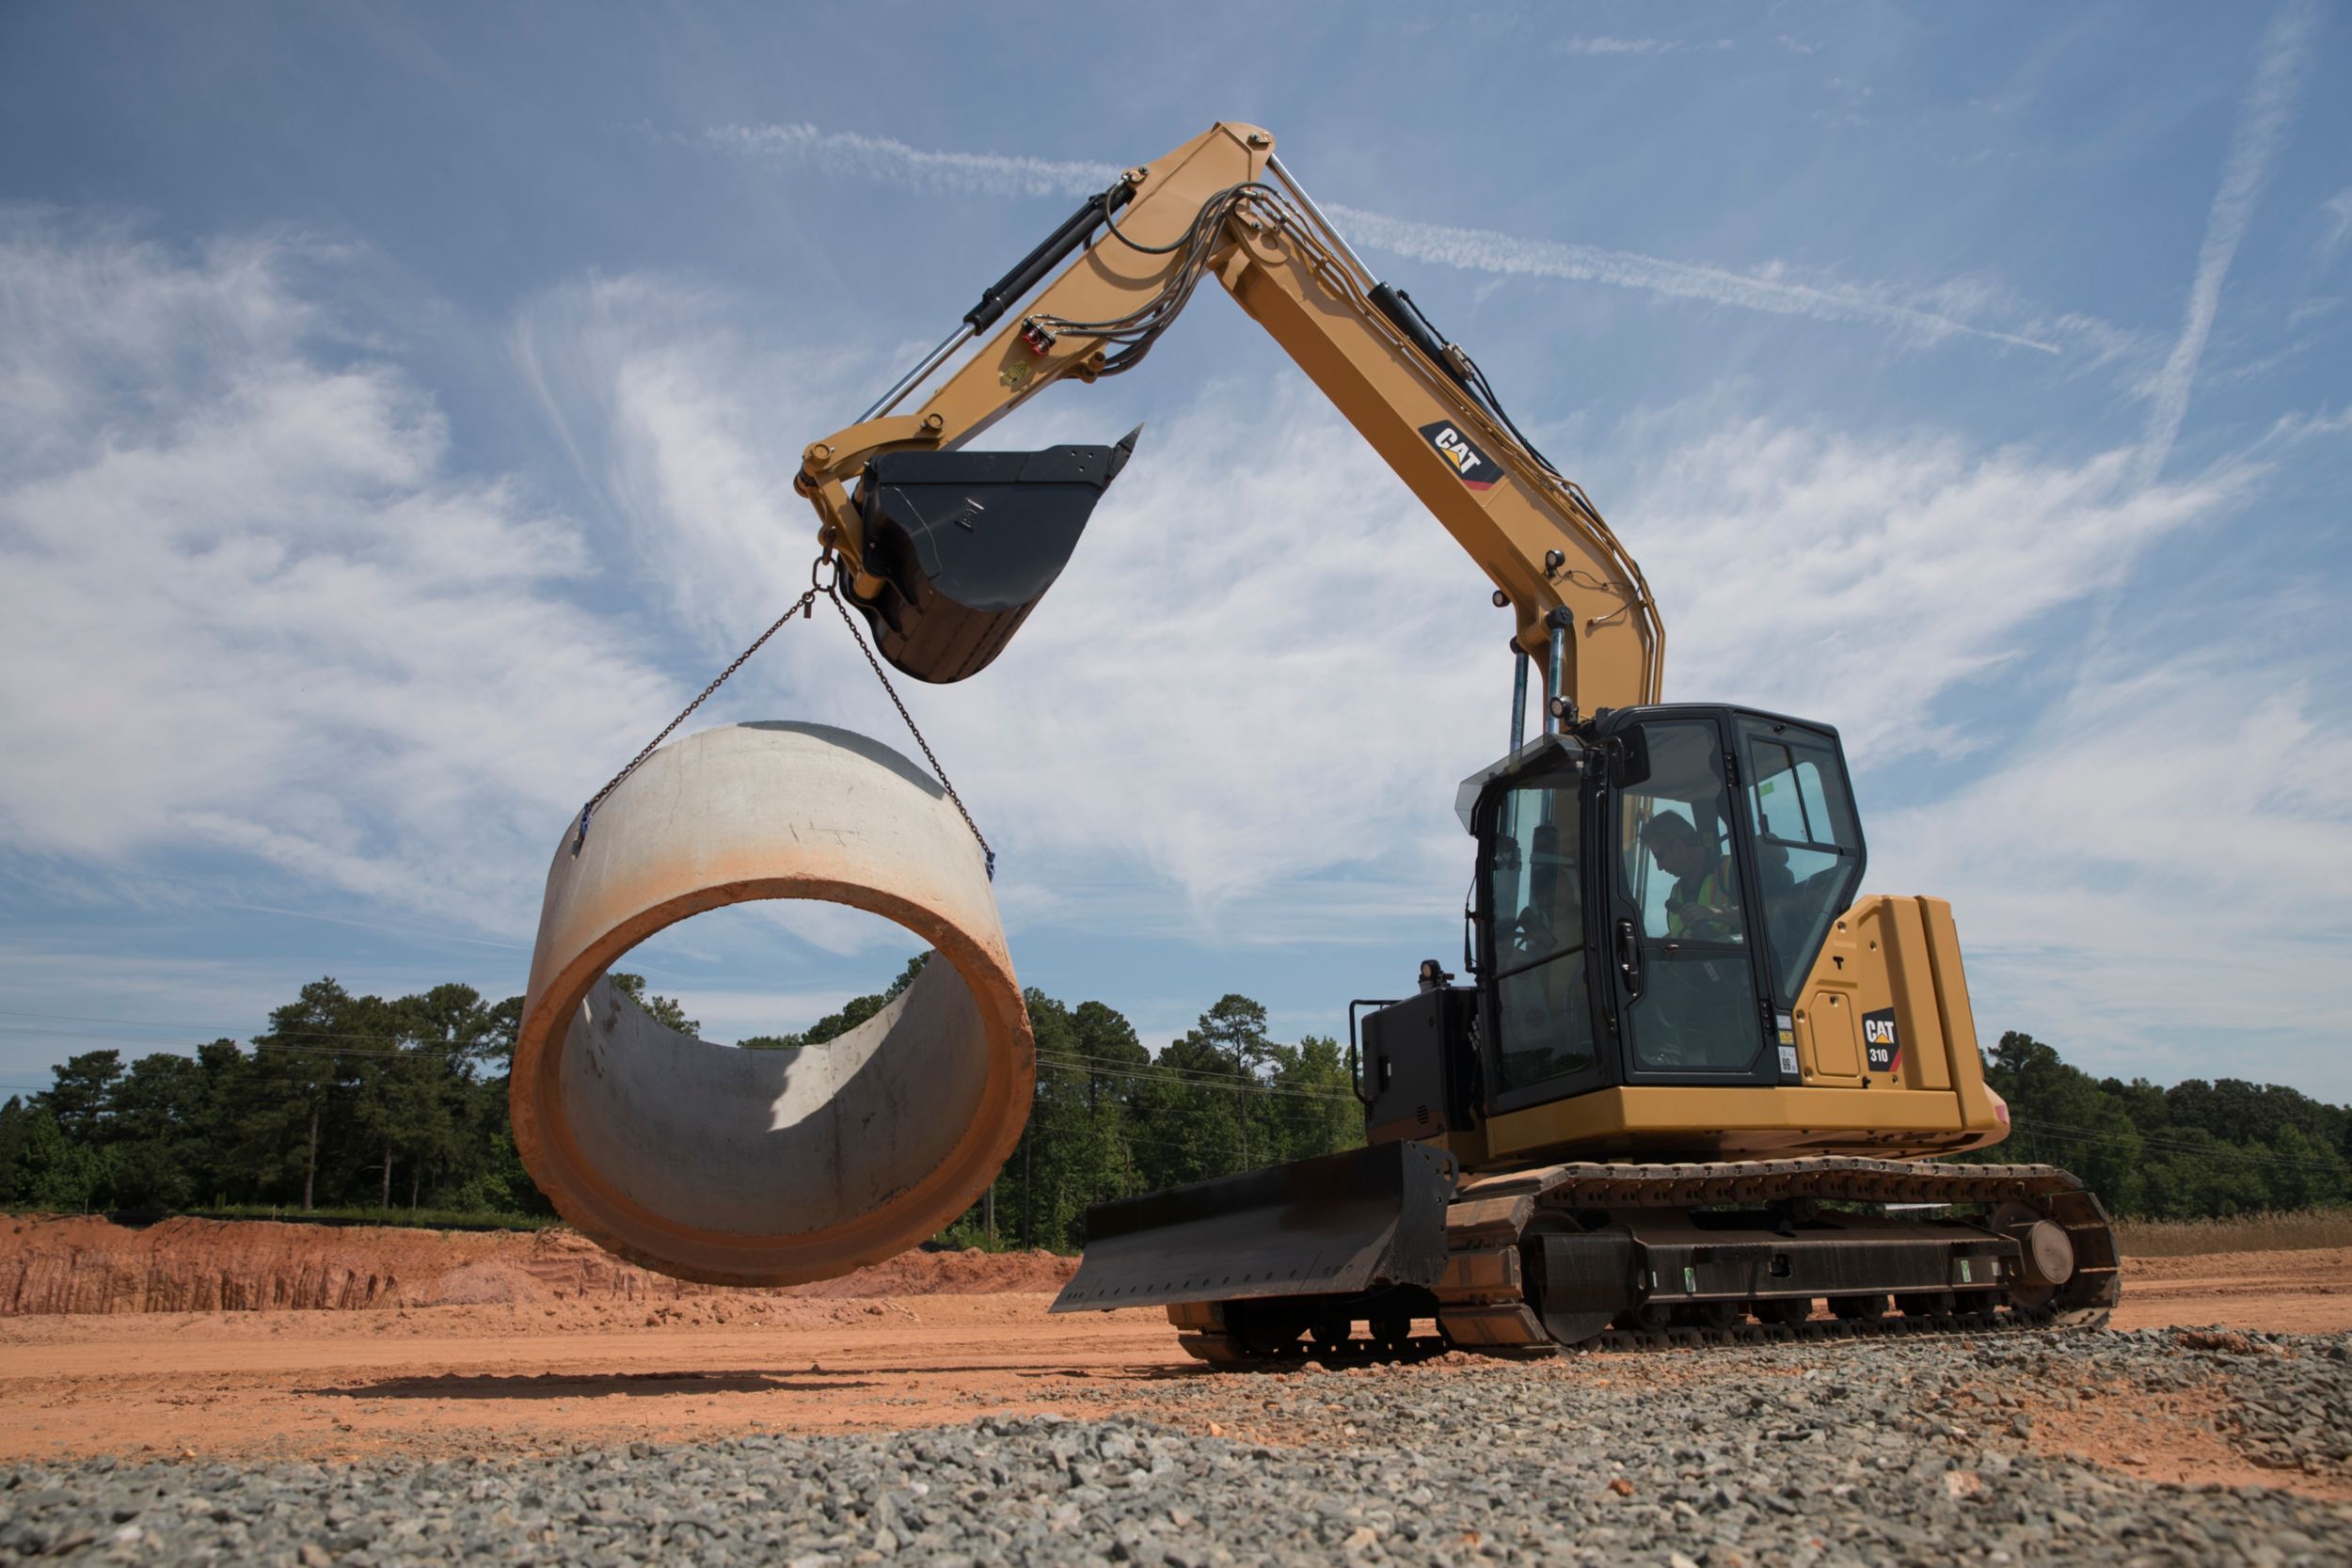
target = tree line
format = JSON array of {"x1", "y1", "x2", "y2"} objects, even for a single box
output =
[
  {"x1": 1, "y1": 972, "x2": 2344, "y2": 1239},
  {"x1": 0, "y1": 966, "x2": 1360, "y2": 1249},
  {"x1": 0, "y1": 981, "x2": 533, "y2": 1219},
  {"x1": 1964, "y1": 1030, "x2": 2352, "y2": 1218}
]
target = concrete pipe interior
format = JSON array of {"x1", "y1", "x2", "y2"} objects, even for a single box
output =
[{"x1": 510, "y1": 722, "x2": 1034, "y2": 1287}]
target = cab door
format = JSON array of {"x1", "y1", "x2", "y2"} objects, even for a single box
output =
[
  {"x1": 1473, "y1": 754, "x2": 1607, "y2": 1114},
  {"x1": 1593, "y1": 710, "x2": 1777, "y2": 1085}
]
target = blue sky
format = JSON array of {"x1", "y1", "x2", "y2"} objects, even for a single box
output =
[{"x1": 2, "y1": 1, "x2": 2347, "y2": 1104}]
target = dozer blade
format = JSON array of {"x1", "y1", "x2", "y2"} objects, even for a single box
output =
[
  {"x1": 848, "y1": 428, "x2": 1139, "y2": 683},
  {"x1": 1051, "y1": 1141, "x2": 1455, "y2": 1313}
]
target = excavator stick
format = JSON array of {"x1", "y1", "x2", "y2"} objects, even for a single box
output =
[
  {"x1": 1052, "y1": 1141, "x2": 1456, "y2": 1315},
  {"x1": 847, "y1": 429, "x2": 1139, "y2": 683}
]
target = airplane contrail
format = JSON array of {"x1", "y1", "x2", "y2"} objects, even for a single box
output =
[
  {"x1": 699, "y1": 121, "x2": 2057, "y2": 354},
  {"x1": 2135, "y1": 0, "x2": 2319, "y2": 485}
]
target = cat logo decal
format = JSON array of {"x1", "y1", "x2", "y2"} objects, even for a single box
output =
[
  {"x1": 1419, "y1": 420, "x2": 1502, "y2": 491},
  {"x1": 1863, "y1": 1008, "x2": 1900, "y2": 1075}
]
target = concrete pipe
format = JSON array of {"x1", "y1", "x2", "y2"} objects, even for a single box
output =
[{"x1": 511, "y1": 721, "x2": 1033, "y2": 1287}]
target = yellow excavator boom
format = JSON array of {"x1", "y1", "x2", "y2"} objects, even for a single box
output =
[{"x1": 793, "y1": 121, "x2": 1661, "y2": 718}]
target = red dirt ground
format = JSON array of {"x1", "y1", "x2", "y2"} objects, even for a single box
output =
[{"x1": 0, "y1": 1216, "x2": 2343, "y2": 1479}]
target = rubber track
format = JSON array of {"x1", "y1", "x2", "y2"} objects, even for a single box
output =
[{"x1": 1173, "y1": 1157, "x2": 2119, "y2": 1371}]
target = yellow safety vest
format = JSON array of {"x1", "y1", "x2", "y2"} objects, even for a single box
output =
[{"x1": 1667, "y1": 856, "x2": 1740, "y2": 940}]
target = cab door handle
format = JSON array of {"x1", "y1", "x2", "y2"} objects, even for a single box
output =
[{"x1": 1615, "y1": 918, "x2": 1644, "y2": 997}]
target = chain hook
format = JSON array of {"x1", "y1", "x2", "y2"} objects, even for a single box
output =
[{"x1": 569, "y1": 546, "x2": 995, "y2": 879}]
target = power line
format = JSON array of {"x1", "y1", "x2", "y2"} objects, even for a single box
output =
[
  {"x1": 2005, "y1": 1115, "x2": 2348, "y2": 1175},
  {"x1": 1036, "y1": 1048, "x2": 1358, "y2": 1103}
]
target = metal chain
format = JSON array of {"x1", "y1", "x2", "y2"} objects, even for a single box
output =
[
  {"x1": 573, "y1": 583, "x2": 820, "y2": 851},
  {"x1": 824, "y1": 587, "x2": 995, "y2": 879},
  {"x1": 571, "y1": 555, "x2": 995, "y2": 880}
]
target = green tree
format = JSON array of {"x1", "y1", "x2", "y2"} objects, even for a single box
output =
[
  {"x1": 246, "y1": 979, "x2": 368, "y2": 1212},
  {"x1": 1978, "y1": 1031, "x2": 2146, "y2": 1214},
  {"x1": 609, "y1": 973, "x2": 698, "y2": 1036},
  {"x1": 6, "y1": 1105, "x2": 109, "y2": 1210},
  {"x1": 1190, "y1": 994, "x2": 1275, "y2": 1168},
  {"x1": 1069, "y1": 1001, "x2": 1149, "y2": 1110},
  {"x1": 385, "y1": 985, "x2": 502, "y2": 1209},
  {"x1": 1129, "y1": 1030, "x2": 1245, "y2": 1191},
  {"x1": 185, "y1": 1039, "x2": 254, "y2": 1206},
  {"x1": 444, "y1": 992, "x2": 550, "y2": 1217},
  {"x1": 740, "y1": 953, "x2": 930, "y2": 1050},
  {"x1": 105, "y1": 1052, "x2": 210, "y2": 1210},
  {"x1": 1263, "y1": 1034, "x2": 1364, "y2": 1164},
  {"x1": 0, "y1": 1097, "x2": 28, "y2": 1199},
  {"x1": 37, "y1": 1050, "x2": 123, "y2": 1145}
]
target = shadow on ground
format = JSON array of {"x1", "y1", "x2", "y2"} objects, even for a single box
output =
[{"x1": 299, "y1": 1371, "x2": 879, "y2": 1401}]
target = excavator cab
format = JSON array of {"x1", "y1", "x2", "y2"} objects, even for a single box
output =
[{"x1": 1395, "y1": 704, "x2": 1867, "y2": 1137}]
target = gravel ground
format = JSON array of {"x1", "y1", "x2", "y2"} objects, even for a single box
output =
[{"x1": 3, "y1": 1328, "x2": 2345, "y2": 1567}]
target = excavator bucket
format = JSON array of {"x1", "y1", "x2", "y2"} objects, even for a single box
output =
[
  {"x1": 847, "y1": 428, "x2": 1140, "y2": 683},
  {"x1": 1051, "y1": 1140, "x2": 1456, "y2": 1313}
]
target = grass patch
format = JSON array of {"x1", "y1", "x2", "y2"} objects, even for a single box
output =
[
  {"x1": 2116, "y1": 1209, "x2": 2352, "y2": 1257},
  {"x1": 179, "y1": 1205, "x2": 563, "y2": 1232},
  {"x1": 4, "y1": 1204, "x2": 562, "y2": 1233}
]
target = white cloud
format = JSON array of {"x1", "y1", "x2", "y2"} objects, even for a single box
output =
[
  {"x1": 1871, "y1": 648, "x2": 2352, "y2": 1097},
  {"x1": 1325, "y1": 205, "x2": 2059, "y2": 355},
  {"x1": 696, "y1": 123, "x2": 1122, "y2": 201},
  {"x1": 1556, "y1": 36, "x2": 1731, "y2": 57},
  {"x1": 2322, "y1": 188, "x2": 2352, "y2": 261},
  {"x1": 695, "y1": 121, "x2": 2056, "y2": 355},
  {"x1": 512, "y1": 274, "x2": 855, "y2": 646},
  {"x1": 2136, "y1": 0, "x2": 2321, "y2": 484},
  {"x1": 0, "y1": 214, "x2": 681, "y2": 934},
  {"x1": 1613, "y1": 418, "x2": 2237, "y2": 758}
]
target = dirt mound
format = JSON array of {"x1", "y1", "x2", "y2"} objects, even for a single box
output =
[
  {"x1": 0, "y1": 1213, "x2": 1074, "y2": 1316},
  {"x1": 1, "y1": 1213, "x2": 506, "y2": 1314},
  {"x1": 427, "y1": 1261, "x2": 548, "y2": 1307},
  {"x1": 783, "y1": 1247, "x2": 1077, "y2": 1298}
]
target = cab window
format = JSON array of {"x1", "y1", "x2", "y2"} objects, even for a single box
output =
[
  {"x1": 1615, "y1": 721, "x2": 1759, "y2": 1074},
  {"x1": 1485, "y1": 776, "x2": 1595, "y2": 1095},
  {"x1": 1740, "y1": 721, "x2": 1865, "y2": 1005}
]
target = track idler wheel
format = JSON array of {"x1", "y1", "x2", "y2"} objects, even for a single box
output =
[{"x1": 1993, "y1": 1200, "x2": 2077, "y2": 1312}]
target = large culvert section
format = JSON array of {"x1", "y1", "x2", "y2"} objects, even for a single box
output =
[{"x1": 510, "y1": 721, "x2": 1032, "y2": 1287}]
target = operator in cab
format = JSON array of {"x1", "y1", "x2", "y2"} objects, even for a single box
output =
[{"x1": 1641, "y1": 814, "x2": 1742, "y2": 942}]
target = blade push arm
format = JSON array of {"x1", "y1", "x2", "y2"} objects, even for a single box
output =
[{"x1": 795, "y1": 122, "x2": 1662, "y2": 714}]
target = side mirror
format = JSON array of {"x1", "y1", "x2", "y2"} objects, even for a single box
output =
[{"x1": 1610, "y1": 726, "x2": 1651, "y2": 788}]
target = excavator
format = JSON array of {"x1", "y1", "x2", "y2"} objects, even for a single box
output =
[{"x1": 791, "y1": 122, "x2": 2118, "y2": 1363}]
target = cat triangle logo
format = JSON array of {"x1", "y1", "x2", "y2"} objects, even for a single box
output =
[{"x1": 1418, "y1": 420, "x2": 1502, "y2": 491}]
